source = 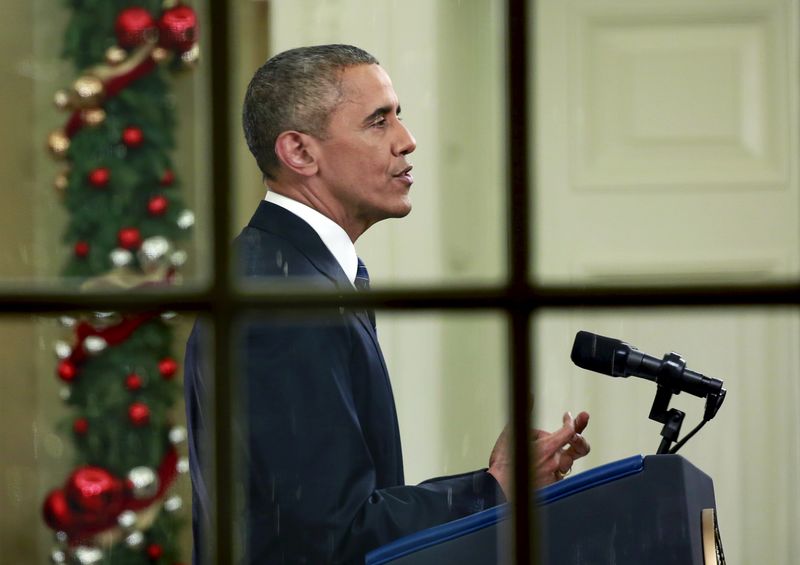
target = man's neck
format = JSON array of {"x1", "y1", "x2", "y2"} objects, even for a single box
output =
[{"x1": 266, "y1": 181, "x2": 369, "y2": 242}]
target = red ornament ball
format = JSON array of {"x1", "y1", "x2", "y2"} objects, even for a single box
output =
[
  {"x1": 147, "y1": 195, "x2": 169, "y2": 216},
  {"x1": 118, "y1": 227, "x2": 142, "y2": 250},
  {"x1": 88, "y1": 167, "x2": 110, "y2": 188},
  {"x1": 125, "y1": 373, "x2": 143, "y2": 391},
  {"x1": 74, "y1": 241, "x2": 90, "y2": 258},
  {"x1": 146, "y1": 543, "x2": 163, "y2": 560},
  {"x1": 158, "y1": 5, "x2": 198, "y2": 53},
  {"x1": 158, "y1": 357, "x2": 178, "y2": 379},
  {"x1": 128, "y1": 402, "x2": 150, "y2": 426},
  {"x1": 73, "y1": 417, "x2": 89, "y2": 435},
  {"x1": 42, "y1": 489, "x2": 75, "y2": 531},
  {"x1": 116, "y1": 7, "x2": 157, "y2": 49},
  {"x1": 57, "y1": 360, "x2": 78, "y2": 382},
  {"x1": 66, "y1": 466, "x2": 124, "y2": 515},
  {"x1": 160, "y1": 169, "x2": 175, "y2": 186},
  {"x1": 122, "y1": 126, "x2": 144, "y2": 148}
]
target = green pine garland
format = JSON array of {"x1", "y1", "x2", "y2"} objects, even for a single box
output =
[{"x1": 44, "y1": 1, "x2": 196, "y2": 562}]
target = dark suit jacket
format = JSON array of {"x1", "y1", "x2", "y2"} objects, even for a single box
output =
[{"x1": 184, "y1": 201, "x2": 502, "y2": 564}]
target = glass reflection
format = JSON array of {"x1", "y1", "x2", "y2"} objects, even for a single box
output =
[
  {"x1": 0, "y1": 313, "x2": 194, "y2": 562},
  {"x1": 533, "y1": 307, "x2": 800, "y2": 564}
]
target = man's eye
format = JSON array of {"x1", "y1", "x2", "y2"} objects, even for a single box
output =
[{"x1": 372, "y1": 118, "x2": 387, "y2": 128}]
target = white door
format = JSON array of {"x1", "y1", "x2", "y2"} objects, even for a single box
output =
[{"x1": 533, "y1": 1, "x2": 800, "y2": 563}]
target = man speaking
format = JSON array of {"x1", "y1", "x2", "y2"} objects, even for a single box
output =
[{"x1": 184, "y1": 44, "x2": 590, "y2": 564}]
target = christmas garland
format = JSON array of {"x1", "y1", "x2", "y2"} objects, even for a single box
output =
[{"x1": 42, "y1": 2, "x2": 199, "y2": 564}]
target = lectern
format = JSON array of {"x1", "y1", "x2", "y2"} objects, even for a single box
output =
[{"x1": 366, "y1": 455, "x2": 724, "y2": 565}]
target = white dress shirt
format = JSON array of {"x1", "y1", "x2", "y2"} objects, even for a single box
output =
[{"x1": 264, "y1": 191, "x2": 358, "y2": 286}]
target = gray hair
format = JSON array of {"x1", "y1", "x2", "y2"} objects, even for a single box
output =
[{"x1": 242, "y1": 44, "x2": 379, "y2": 181}]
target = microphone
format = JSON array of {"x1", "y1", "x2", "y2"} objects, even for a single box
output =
[{"x1": 570, "y1": 331, "x2": 724, "y2": 400}]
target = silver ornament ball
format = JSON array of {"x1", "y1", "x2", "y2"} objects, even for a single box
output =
[
  {"x1": 117, "y1": 509, "x2": 137, "y2": 529},
  {"x1": 176, "y1": 456, "x2": 190, "y2": 474},
  {"x1": 49, "y1": 548, "x2": 67, "y2": 564},
  {"x1": 181, "y1": 43, "x2": 200, "y2": 65},
  {"x1": 83, "y1": 336, "x2": 108, "y2": 354},
  {"x1": 110, "y1": 248, "x2": 133, "y2": 268},
  {"x1": 176, "y1": 209, "x2": 195, "y2": 230},
  {"x1": 58, "y1": 316, "x2": 76, "y2": 328},
  {"x1": 72, "y1": 546, "x2": 103, "y2": 565},
  {"x1": 163, "y1": 494, "x2": 183, "y2": 512},
  {"x1": 124, "y1": 530, "x2": 144, "y2": 549},
  {"x1": 54, "y1": 340, "x2": 72, "y2": 359},
  {"x1": 90, "y1": 311, "x2": 121, "y2": 330},
  {"x1": 139, "y1": 236, "x2": 171, "y2": 262},
  {"x1": 168, "y1": 425, "x2": 187, "y2": 445},
  {"x1": 127, "y1": 466, "x2": 160, "y2": 499},
  {"x1": 160, "y1": 311, "x2": 178, "y2": 323},
  {"x1": 169, "y1": 250, "x2": 188, "y2": 267},
  {"x1": 59, "y1": 387, "x2": 71, "y2": 401}
]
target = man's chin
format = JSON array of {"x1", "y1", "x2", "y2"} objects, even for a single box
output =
[
  {"x1": 393, "y1": 200, "x2": 412, "y2": 219},
  {"x1": 395, "y1": 202, "x2": 412, "y2": 218}
]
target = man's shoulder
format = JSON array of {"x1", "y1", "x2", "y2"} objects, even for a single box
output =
[{"x1": 234, "y1": 225, "x2": 321, "y2": 280}]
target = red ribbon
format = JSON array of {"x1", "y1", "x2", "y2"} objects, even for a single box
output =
[{"x1": 68, "y1": 311, "x2": 159, "y2": 365}]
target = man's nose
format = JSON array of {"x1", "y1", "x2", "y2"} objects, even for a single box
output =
[{"x1": 394, "y1": 121, "x2": 417, "y2": 156}]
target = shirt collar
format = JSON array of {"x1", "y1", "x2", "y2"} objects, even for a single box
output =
[{"x1": 264, "y1": 191, "x2": 358, "y2": 286}]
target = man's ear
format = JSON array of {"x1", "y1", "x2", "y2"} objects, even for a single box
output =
[{"x1": 274, "y1": 131, "x2": 318, "y2": 177}]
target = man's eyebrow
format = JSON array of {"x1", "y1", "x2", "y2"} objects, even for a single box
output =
[{"x1": 362, "y1": 104, "x2": 401, "y2": 125}]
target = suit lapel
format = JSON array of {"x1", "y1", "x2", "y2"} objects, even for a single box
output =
[
  {"x1": 248, "y1": 201, "x2": 390, "y2": 375},
  {"x1": 248, "y1": 201, "x2": 352, "y2": 289}
]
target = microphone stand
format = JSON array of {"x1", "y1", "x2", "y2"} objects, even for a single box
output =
[
  {"x1": 650, "y1": 387, "x2": 685, "y2": 455},
  {"x1": 647, "y1": 352, "x2": 689, "y2": 455}
]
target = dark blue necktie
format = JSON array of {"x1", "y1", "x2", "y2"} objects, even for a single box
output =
[
  {"x1": 355, "y1": 258, "x2": 376, "y2": 330},
  {"x1": 355, "y1": 258, "x2": 371, "y2": 291}
]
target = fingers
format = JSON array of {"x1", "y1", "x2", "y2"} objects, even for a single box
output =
[
  {"x1": 534, "y1": 422, "x2": 575, "y2": 460},
  {"x1": 574, "y1": 411, "x2": 590, "y2": 434},
  {"x1": 532, "y1": 411, "x2": 591, "y2": 487},
  {"x1": 531, "y1": 450, "x2": 574, "y2": 487},
  {"x1": 566, "y1": 433, "x2": 591, "y2": 458}
]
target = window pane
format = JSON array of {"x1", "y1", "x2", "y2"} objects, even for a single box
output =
[
  {"x1": 532, "y1": 0, "x2": 800, "y2": 286},
  {"x1": 229, "y1": 310, "x2": 511, "y2": 563},
  {"x1": 0, "y1": 313, "x2": 195, "y2": 562},
  {"x1": 533, "y1": 307, "x2": 800, "y2": 564},
  {"x1": 230, "y1": 0, "x2": 508, "y2": 289},
  {"x1": 0, "y1": 1, "x2": 211, "y2": 290}
]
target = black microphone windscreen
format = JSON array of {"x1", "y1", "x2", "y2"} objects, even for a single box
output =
[{"x1": 571, "y1": 331, "x2": 622, "y2": 376}]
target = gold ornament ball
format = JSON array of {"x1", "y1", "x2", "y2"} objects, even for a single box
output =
[
  {"x1": 54, "y1": 172, "x2": 69, "y2": 193},
  {"x1": 72, "y1": 75, "x2": 105, "y2": 108},
  {"x1": 105, "y1": 46, "x2": 127, "y2": 65},
  {"x1": 53, "y1": 89, "x2": 72, "y2": 111},
  {"x1": 81, "y1": 108, "x2": 107, "y2": 127},
  {"x1": 47, "y1": 130, "x2": 70, "y2": 159},
  {"x1": 151, "y1": 47, "x2": 170, "y2": 63}
]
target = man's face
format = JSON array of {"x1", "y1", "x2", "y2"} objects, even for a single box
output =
[{"x1": 313, "y1": 64, "x2": 416, "y2": 232}]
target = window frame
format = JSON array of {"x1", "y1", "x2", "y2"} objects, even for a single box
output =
[{"x1": 2, "y1": 0, "x2": 799, "y2": 562}]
